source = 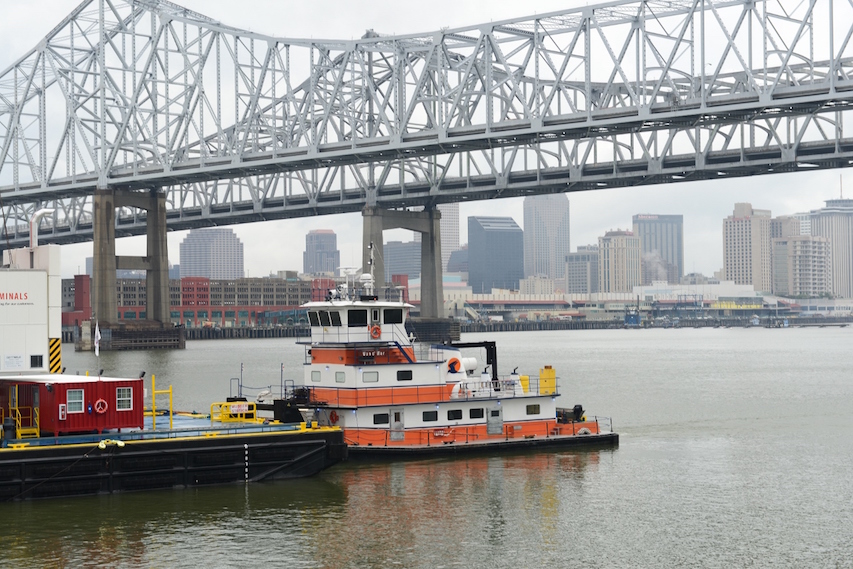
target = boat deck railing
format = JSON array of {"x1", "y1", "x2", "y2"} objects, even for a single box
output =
[
  {"x1": 291, "y1": 376, "x2": 560, "y2": 408},
  {"x1": 0, "y1": 413, "x2": 335, "y2": 449}
]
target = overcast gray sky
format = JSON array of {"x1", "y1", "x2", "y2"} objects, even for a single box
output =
[{"x1": 0, "y1": 1, "x2": 841, "y2": 278}]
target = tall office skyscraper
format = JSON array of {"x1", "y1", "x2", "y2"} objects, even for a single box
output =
[
  {"x1": 565, "y1": 245, "x2": 599, "y2": 294},
  {"x1": 632, "y1": 214, "x2": 683, "y2": 284},
  {"x1": 598, "y1": 231, "x2": 641, "y2": 293},
  {"x1": 438, "y1": 203, "x2": 460, "y2": 272},
  {"x1": 383, "y1": 240, "x2": 421, "y2": 281},
  {"x1": 723, "y1": 203, "x2": 772, "y2": 292},
  {"x1": 303, "y1": 229, "x2": 340, "y2": 276},
  {"x1": 468, "y1": 217, "x2": 524, "y2": 294},
  {"x1": 179, "y1": 228, "x2": 244, "y2": 279},
  {"x1": 523, "y1": 194, "x2": 570, "y2": 280},
  {"x1": 771, "y1": 235, "x2": 832, "y2": 297},
  {"x1": 810, "y1": 199, "x2": 853, "y2": 297}
]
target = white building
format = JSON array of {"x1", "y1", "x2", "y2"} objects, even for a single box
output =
[
  {"x1": 810, "y1": 199, "x2": 853, "y2": 298},
  {"x1": 771, "y1": 235, "x2": 832, "y2": 297},
  {"x1": 598, "y1": 230, "x2": 641, "y2": 293},
  {"x1": 523, "y1": 194, "x2": 570, "y2": 280}
]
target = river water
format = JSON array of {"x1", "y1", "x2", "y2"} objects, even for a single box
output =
[{"x1": 2, "y1": 327, "x2": 852, "y2": 568}]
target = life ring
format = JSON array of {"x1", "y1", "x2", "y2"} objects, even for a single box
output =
[
  {"x1": 370, "y1": 325, "x2": 381, "y2": 339},
  {"x1": 329, "y1": 410, "x2": 339, "y2": 424},
  {"x1": 94, "y1": 398, "x2": 108, "y2": 414},
  {"x1": 447, "y1": 357, "x2": 462, "y2": 373}
]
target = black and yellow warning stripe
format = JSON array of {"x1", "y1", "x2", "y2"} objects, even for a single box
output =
[{"x1": 49, "y1": 338, "x2": 62, "y2": 373}]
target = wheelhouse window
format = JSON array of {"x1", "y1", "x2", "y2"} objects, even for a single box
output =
[
  {"x1": 526, "y1": 404, "x2": 541, "y2": 415},
  {"x1": 383, "y1": 309, "x2": 403, "y2": 324},
  {"x1": 67, "y1": 389, "x2": 84, "y2": 413},
  {"x1": 335, "y1": 372, "x2": 346, "y2": 384},
  {"x1": 319, "y1": 311, "x2": 332, "y2": 327},
  {"x1": 447, "y1": 409, "x2": 463, "y2": 420},
  {"x1": 470, "y1": 408, "x2": 484, "y2": 419},
  {"x1": 348, "y1": 309, "x2": 368, "y2": 327},
  {"x1": 308, "y1": 312, "x2": 320, "y2": 326},
  {"x1": 373, "y1": 413, "x2": 390, "y2": 425},
  {"x1": 362, "y1": 371, "x2": 379, "y2": 383},
  {"x1": 396, "y1": 370, "x2": 413, "y2": 381},
  {"x1": 116, "y1": 387, "x2": 133, "y2": 411},
  {"x1": 311, "y1": 371, "x2": 321, "y2": 382},
  {"x1": 329, "y1": 311, "x2": 342, "y2": 326},
  {"x1": 423, "y1": 411, "x2": 438, "y2": 422}
]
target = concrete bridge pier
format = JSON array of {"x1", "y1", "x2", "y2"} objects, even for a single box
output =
[
  {"x1": 92, "y1": 188, "x2": 174, "y2": 348},
  {"x1": 362, "y1": 206, "x2": 444, "y2": 320}
]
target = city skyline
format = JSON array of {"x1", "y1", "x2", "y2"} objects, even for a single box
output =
[{"x1": 1, "y1": 2, "x2": 847, "y2": 281}]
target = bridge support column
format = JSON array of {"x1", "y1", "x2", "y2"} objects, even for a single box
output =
[
  {"x1": 93, "y1": 189, "x2": 117, "y2": 325},
  {"x1": 92, "y1": 188, "x2": 171, "y2": 332},
  {"x1": 361, "y1": 206, "x2": 444, "y2": 319}
]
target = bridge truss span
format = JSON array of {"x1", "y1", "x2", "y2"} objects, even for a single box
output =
[{"x1": 3, "y1": 0, "x2": 853, "y2": 245}]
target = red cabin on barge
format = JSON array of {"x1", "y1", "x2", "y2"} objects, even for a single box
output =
[{"x1": 0, "y1": 374, "x2": 144, "y2": 438}]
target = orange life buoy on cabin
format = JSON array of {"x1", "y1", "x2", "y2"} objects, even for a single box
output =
[
  {"x1": 370, "y1": 325, "x2": 381, "y2": 339},
  {"x1": 329, "y1": 410, "x2": 339, "y2": 424},
  {"x1": 94, "y1": 398, "x2": 108, "y2": 414},
  {"x1": 447, "y1": 357, "x2": 462, "y2": 373}
]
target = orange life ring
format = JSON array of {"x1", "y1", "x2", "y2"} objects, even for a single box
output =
[
  {"x1": 370, "y1": 325, "x2": 381, "y2": 339},
  {"x1": 329, "y1": 410, "x2": 339, "y2": 424},
  {"x1": 447, "y1": 357, "x2": 462, "y2": 373},
  {"x1": 94, "y1": 398, "x2": 108, "y2": 414}
]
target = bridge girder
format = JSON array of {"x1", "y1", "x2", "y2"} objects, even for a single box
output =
[{"x1": 3, "y1": 0, "x2": 853, "y2": 244}]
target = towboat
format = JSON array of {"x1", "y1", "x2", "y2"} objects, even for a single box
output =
[{"x1": 282, "y1": 276, "x2": 617, "y2": 456}]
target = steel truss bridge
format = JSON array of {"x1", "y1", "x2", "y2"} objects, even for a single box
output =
[{"x1": 3, "y1": 0, "x2": 853, "y2": 247}]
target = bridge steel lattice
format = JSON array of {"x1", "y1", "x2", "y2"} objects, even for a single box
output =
[{"x1": 3, "y1": 0, "x2": 853, "y2": 247}]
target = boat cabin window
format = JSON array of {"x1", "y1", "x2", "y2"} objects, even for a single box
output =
[
  {"x1": 319, "y1": 311, "x2": 332, "y2": 327},
  {"x1": 447, "y1": 409, "x2": 462, "y2": 420},
  {"x1": 330, "y1": 311, "x2": 342, "y2": 327},
  {"x1": 526, "y1": 404, "x2": 541, "y2": 415},
  {"x1": 396, "y1": 370, "x2": 413, "y2": 381},
  {"x1": 311, "y1": 371, "x2": 321, "y2": 382},
  {"x1": 67, "y1": 389, "x2": 84, "y2": 413},
  {"x1": 490, "y1": 409, "x2": 501, "y2": 417},
  {"x1": 372, "y1": 309, "x2": 380, "y2": 322},
  {"x1": 362, "y1": 371, "x2": 379, "y2": 383},
  {"x1": 373, "y1": 413, "x2": 390, "y2": 425},
  {"x1": 308, "y1": 312, "x2": 320, "y2": 326},
  {"x1": 470, "y1": 408, "x2": 484, "y2": 419},
  {"x1": 335, "y1": 372, "x2": 346, "y2": 384},
  {"x1": 31, "y1": 355, "x2": 43, "y2": 368},
  {"x1": 116, "y1": 387, "x2": 133, "y2": 411},
  {"x1": 422, "y1": 410, "x2": 438, "y2": 422},
  {"x1": 348, "y1": 309, "x2": 368, "y2": 327},
  {"x1": 383, "y1": 309, "x2": 403, "y2": 324}
]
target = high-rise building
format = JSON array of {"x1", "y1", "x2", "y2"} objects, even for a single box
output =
[
  {"x1": 632, "y1": 214, "x2": 683, "y2": 284},
  {"x1": 771, "y1": 216, "x2": 800, "y2": 239},
  {"x1": 438, "y1": 203, "x2": 460, "y2": 272},
  {"x1": 565, "y1": 245, "x2": 599, "y2": 294},
  {"x1": 723, "y1": 203, "x2": 772, "y2": 292},
  {"x1": 179, "y1": 228, "x2": 244, "y2": 279},
  {"x1": 303, "y1": 229, "x2": 340, "y2": 276},
  {"x1": 598, "y1": 231, "x2": 641, "y2": 293},
  {"x1": 792, "y1": 212, "x2": 812, "y2": 236},
  {"x1": 810, "y1": 199, "x2": 853, "y2": 297},
  {"x1": 523, "y1": 194, "x2": 570, "y2": 280},
  {"x1": 771, "y1": 236, "x2": 832, "y2": 297},
  {"x1": 468, "y1": 217, "x2": 523, "y2": 294},
  {"x1": 383, "y1": 240, "x2": 421, "y2": 281}
]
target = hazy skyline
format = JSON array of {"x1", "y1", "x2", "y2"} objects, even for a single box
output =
[{"x1": 0, "y1": 1, "x2": 845, "y2": 279}]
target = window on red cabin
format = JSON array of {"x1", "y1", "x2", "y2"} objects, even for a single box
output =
[
  {"x1": 116, "y1": 387, "x2": 132, "y2": 411},
  {"x1": 67, "y1": 389, "x2": 84, "y2": 413}
]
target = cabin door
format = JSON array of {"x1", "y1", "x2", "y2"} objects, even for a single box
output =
[
  {"x1": 486, "y1": 406, "x2": 503, "y2": 435},
  {"x1": 390, "y1": 408, "x2": 405, "y2": 441}
]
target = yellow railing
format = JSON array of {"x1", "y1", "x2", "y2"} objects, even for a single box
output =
[
  {"x1": 143, "y1": 374, "x2": 174, "y2": 430},
  {"x1": 210, "y1": 401, "x2": 263, "y2": 424}
]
